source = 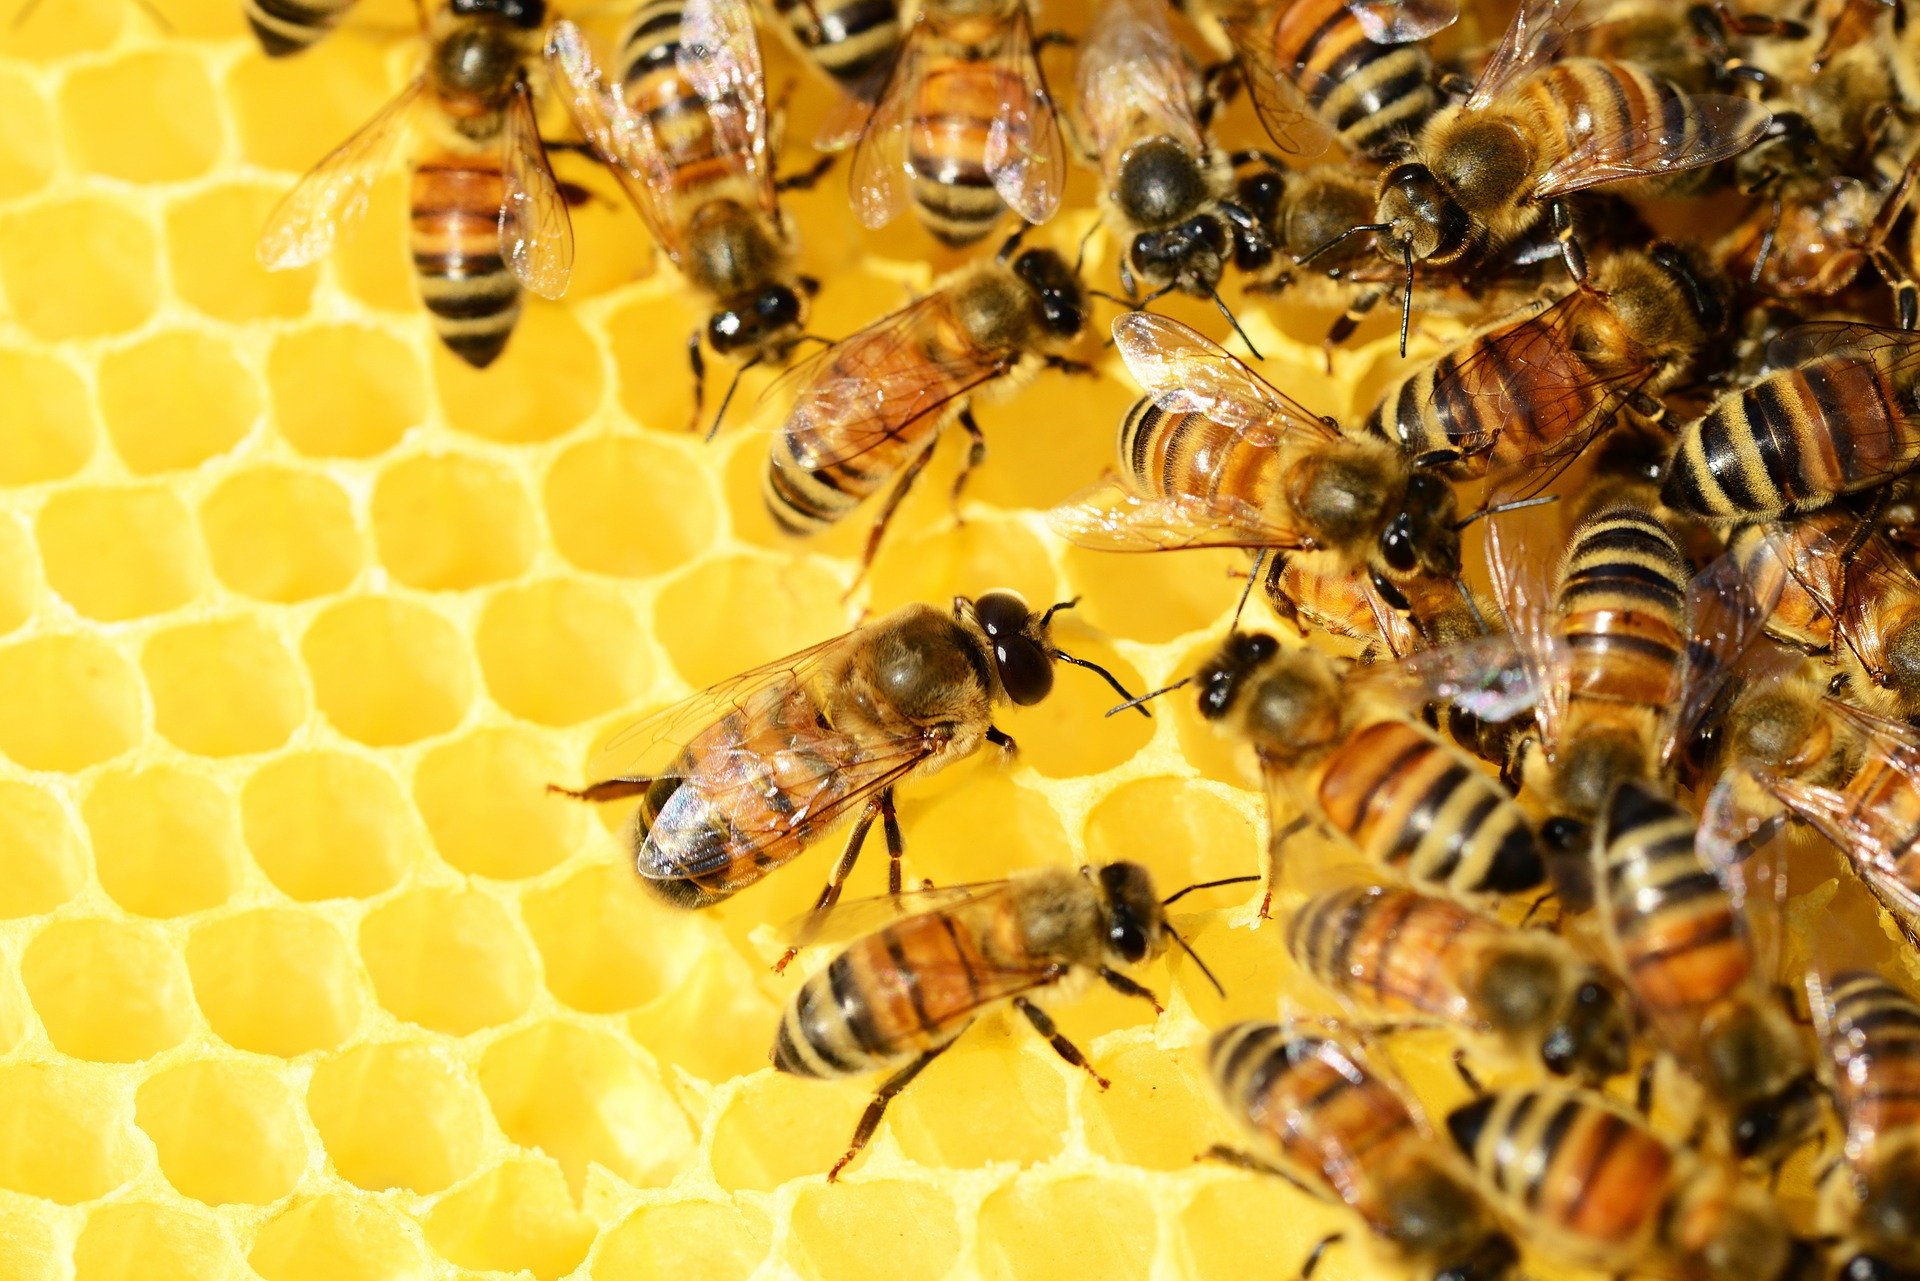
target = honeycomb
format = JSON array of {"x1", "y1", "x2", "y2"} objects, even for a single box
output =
[{"x1": 0, "y1": 0, "x2": 1717, "y2": 1277}]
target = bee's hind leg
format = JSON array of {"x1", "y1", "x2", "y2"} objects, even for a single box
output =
[
  {"x1": 829, "y1": 1041, "x2": 952, "y2": 1182},
  {"x1": 879, "y1": 787, "x2": 904, "y2": 896},
  {"x1": 547, "y1": 777, "x2": 653, "y2": 803},
  {"x1": 1015, "y1": 996, "x2": 1110, "y2": 1089},
  {"x1": 776, "y1": 795, "x2": 886, "y2": 974}
]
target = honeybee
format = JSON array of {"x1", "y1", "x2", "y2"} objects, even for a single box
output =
[
  {"x1": 1287, "y1": 881, "x2": 1632, "y2": 1082},
  {"x1": 817, "y1": 0, "x2": 1064, "y2": 247},
  {"x1": 1719, "y1": 155, "x2": 1920, "y2": 324},
  {"x1": 1592, "y1": 779, "x2": 1821, "y2": 1162},
  {"x1": 1662, "y1": 322, "x2": 1920, "y2": 522},
  {"x1": 1447, "y1": 1085, "x2": 1822, "y2": 1280},
  {"x1": 550, "y1": 590, "x2": 1142, "y2": 926},
  {"x1": 760, "y1": 0, "x2": 903, "y2": 101},
  {"x1": 763, "y1": 235, "x2": 1089, "y2": 570},
  {"x1": 1806, "y1": 967, "x2": 1920, "y2": 1281},
  {"x1": 545, "y1": 6, "x2": 812, "y2": 430},
  {"x1": 257, "y1": 0, "x2": 574, "y2": 369},
  {"x1": 1364, "y1": 244, "x2": 1727, "y2": 479},
  {"x1": 1074, "y1": 0, "x2": 1266, "y2": 307},
  {"x1": 1047, "y1": 312, "x2": 1470, "y2": 648},
  {"x1": 1207, "y1": 1020, "x2": 1521, "y2": 1281},
  {"x1": 246, "y1": 0, "x2": 357, "y2": 57},
  {"x1": 1366, "y1": 0, "x2": 1770, "y2": 304},
  {"x1": 776, "y1": 861, "x2": 1240, "y2": 1180}
]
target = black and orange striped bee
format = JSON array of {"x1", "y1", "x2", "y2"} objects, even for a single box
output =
[
  {"x1": 817, "y1": 0, "x2": 1065, "y2": 247},
  {"x1": 551, "y1": 590, "x2": 1141, "y2": 932},
  {"x1": 776, "y1": 861, "x2": 1240, "y2": 1180},
  {"x1": 763, "y1": 235, "x2": 1089, "y2": 570},
  {"x1": 1207, "y1": 1020, "x2": 1521, "y2": 1281},
  {"x1": 1447, "y1": 1085, "x2": 1822, "y2": 1279},
  {"x1": 1592, "y1": 780, "x2": 1821, "y2": 1162},
  {"x1": 760, "y1": 0, "x2": 903, "y2": 102},
  {"x1": 246, "y1": 0, "x2": 358, "y2": 56},
  {"x1": 545, "y1": 2, "x2": 814, "y2": 429},
  {"x1": 257, "y1": 0, "x2": 575, "y2": 368},
  {"x1": 1287, "y1": 881, "x2": 1632, "y2": 1082}
]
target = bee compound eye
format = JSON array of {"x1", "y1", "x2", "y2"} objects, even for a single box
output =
[{"x1": 995, "y1": 636, "x2": 1054, "y2": 706}]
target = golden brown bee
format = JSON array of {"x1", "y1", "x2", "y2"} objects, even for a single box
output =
[
  {"x1": 546, "y1": 5, "x2": 812, "y2": 428},
  {"x1": 1592, "y1": 779, "x2": 1821, "y2": 1161},
  {"x1": 1074, "y1": 0, "x2": 1265, "y2": 305},
  {"x1": 817, "y1": 0, "x2": 1064, "y2": 247},
  {"x1": 1446, "y1": 1084, "x2": 1822, "y2": 1280},
  {"x1": 1047, "y1": 312, "x2": 1470, "y2": 648},
  {"x1": 246, "y1": 0, "x2": 359, "y2": 57},
  {"x1": 1366, "y1": 0, "x2": 1770, "y2": 303},
  {"x1": 1662, "y1": 322, "x2": 1920, "y2": 522},
  {"x1": 1807, "y1": 967, "x2": 1920, "y2": 1281},
  {"x1": 763, "y1": 237, "x2": 1089, "y2": 570},
  {"x1": 776, "y1": 861, "x2": 1233, "y2": 1180},
  {"x1": 1208, "y1": 1020, "x2": 1521, "y2": 1281},
  {"x1": 1287, "y1": 881, "x2": 1632, "y2": 1081},
  {"x1": 1192, "y1": 632, "x2": 1547, "y2": 906},
  {"x1": 759, "y1": 0, "x2": 903, "y2": 101},
  {"x1": 258, "y1": 0, "x2": 575, "y2": 368},
  {"x1": 1365, "y1": 244, "x2": 1728, "y2": 478},
  {"x1": 551, "y1": 590, "x2": 1141, "y2": 923}
]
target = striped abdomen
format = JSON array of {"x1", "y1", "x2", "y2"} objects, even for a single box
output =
[
  {"x1": 905, "y1": 50, "x2": 1023, "y2": 245},
  {"x1": 410, "y1": 152, "x2": 521, "y2": 369},
  {"x1": 1663, "y1": 354, "x2": 1920, "y2": 520},
  {"x1": 617, "y1": 0, "x2": 733, "y2": 204},
  {"x1": 1306, "y1": 716, "x2": 1545, "y2": 897},
  {"x1": 1287, "y1": 884, "x2": 1492, "y2": 1027},
  {"x1": 1830, "y1": 746, "x2": 1920, "y2": 897},
  {"x1": 1258, "y1": 0, "x2": 1433, "y2": 156},
  {"x1": 766, "y1": 0, "x2": 903, "y2": 95},
  {"x1": 1519, "y1": 59, "x2": 1727, "y2": 195},
  {"x1": 1119, "y1": 398, "x2": 1284, "y2": 509},
  {"x1": 246, "y1": 0, "x2": 356, "y2": 55},
  {"x1": 772, "y1": 903, "x2": 1010, "y2": 1078},
  {"x1": 1821, "y1": 970, "x2": 1920, "y2": 1158},
  {"x1": 1447, "y1": 1087, "x2": 1670, "y2": 1261},
  {"x1": 1729, "y1": 516, "x2": 1845, "y2": 651}
]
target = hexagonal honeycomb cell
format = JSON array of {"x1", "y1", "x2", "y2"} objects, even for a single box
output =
[{"x1": 0, "y1": 5, "x2": 1581, "y2": 1278}]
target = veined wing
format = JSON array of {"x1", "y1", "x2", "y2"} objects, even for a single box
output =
[{"x1": 258, "y1": 76, "x2": 424, "y2": 270}]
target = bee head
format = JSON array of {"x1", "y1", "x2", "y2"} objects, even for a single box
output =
[
  {"x1": 1116, "y1": 137, "x2": 1209, "y2": 228},
  {"x1": 1194, "y1": 631, "x2": 1281, "y2": 721},
  {"x1": 1881, "y1": 618, "x2": 1920, "y2": 717},
  {"x1": 1009, "y1": 249, "x2": 1088, "y2": 340},
  {"x1": 1375, "y1": 161, "x2": 1471, "y2": 265},
  {"x1": 1383, "y1": 1159, "x2": 1515, "y2": 1278},
  {"x1": 450, "y1": 0, "x2": 545, "y2": 27},
  {"x1": 1127, "y1": 213, "x2": 1229, "y2": 296},
  {"x1": 1728, "y1": 1070, "x2": 1822, "y2": 1160},
  {"x1": 708, "y1": 283, "x2": 806, "y2": 356},
  {"x1": 1539, "y1": 976, "x2": 1632, "y2": 1081},
  {"x1": 969, "y1": 589, "x2": 1056, "y2": 705},
  {"x1": 1379, "y1": 468, "x2": 1462, "y2": 578},
  {"x1": 1095, "y1": 861, "x2": 1166, "y2": 964},
  {"x1": 431, "y1": 17, "x2": 529, "y2": 105}
]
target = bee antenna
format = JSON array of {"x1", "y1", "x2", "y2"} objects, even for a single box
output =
[
  {"x1": 1209, "y1": 285, "x2": 1263, "y2": 360},
  {"x1": 1057, "y1": 650, "x2": 1152, "y2": 718},
  {"x1": 1298, "y1": 222, "x2": 1388, "y2": 267},
  {"x1": 1161, "y1": 873, "x2": 1261, "y2": 906},
  {"x1": 1452, "y1": 493, "x2": 1557, "y2": 530},
  {"x1": 995, "y1": 225, "x2": 1031, "y2": 265},
  {"x1": 705, "y1": 353, "x2": 765, "y2": 443},
  {"x1": 1074, "y1": 218, "x2": 1103, "y2": 274},
  {"x1": 1232, "y1": 548, "x2": 1267, "y2": 630},
  {"x1": 1105, "y1": 675, "x2": 1192, "y2": 717},
  {"x1": 1169, "y1": 927, "x2": 1228, "y2": 998},
  {"x1": 1455, "y1": 576, "x2": 1488, "y2": 635},
  {"x1": 1039, "y1": 596, "x2": 1082, "y2": 628},
  {"x1": 1398, "y1": 240, "x2": 1414, "y2": 357}
]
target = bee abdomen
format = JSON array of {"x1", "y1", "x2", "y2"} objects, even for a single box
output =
[
  {"x1": 410, "y1": 156, "x2": 520, "y2": 369},
  {"x1": 906, "y1": 62, "x2": 1018, "y2": 245},
  {"x1": 770, "y1": 0, "x2": 902, "y2": 90},
  {"x1": 244, "y1": 0, "x2": 356, "y2": 56},
  {"x1": 1288, "y1": 885, "x2": 1481, "y2": 1016}
]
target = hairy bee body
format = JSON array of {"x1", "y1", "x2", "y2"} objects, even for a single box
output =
[
  {"x1": 1814, "y1": 970, "x2": 1920, "y2": 1280},
  {"x1": 245, "y1": 0, "x2": 357, "y2": 56},
  {"x1": 1248, "y1": 0, "x2": 1435, "y2": 156},
  {"x1": 763, "y1": 0, "x2": 902, "y2": 95}
]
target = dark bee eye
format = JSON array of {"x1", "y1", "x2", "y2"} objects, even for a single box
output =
[
  {"x1": 1109, "y1": 917, "x2": 1148, "y2": 962},
  {"x1": 1379, "y1": 513, "x2": 1418, "y2": 573},
  {"x1": 974, "y1": 591, "x2": 1054, "y2": 705}
]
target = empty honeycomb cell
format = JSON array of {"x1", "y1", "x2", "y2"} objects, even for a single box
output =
[
  {"x1": 269, "y1": 325, "x2": 424, "y2": 458},
  {"x1": 709, "y1": 1072, "x2": 870, "y2": 1193},
  {"x1": 143, "y1": 618, "x2": 308, "y2": 757},
  {"x1": 412, "y1": 728, "x2": 583, "y2": 879},
  {"x1": 21, "y1": 919, "x2": 195, "y2": 1063},
  {"x1": 85, "y1": 766, "x2": 240, "y2": 918},
  {"x1": 590, "y1": 1201, "x2": 772, "y2": 1281},
  {"x1": 0, "y1": 69, "x2": 51, "y2": 199},
  {"x1": 228, "y1": 43, "x2": 397, "y2": 173},
  {"x1": 474, "y1": 579, "x2": 650, "y2": 727},
  {"x1": 97, "y1": 331, "x2": 258, "y2": 474},
  {"x1": 187, "y1": 909, "x2": 362, "y2": 1056},
  {"x1": 420, "y1": 1157, "x2": 594, "y2": 1281},
  {"x1": 306, "y1": 1041, "x2": 487, "y2": 1194},
  {"x1": 652, "y1": 553, "x2": 846, "y2": 689},
  {"x1": 330, "y1": 175, "x2": 415, "y2": 315},
  {"x1": 479, "y1": 1021, "x2": 696, "y2": 1192},
  {"x1": 885, "y1": 1031, "x2": 1071, "y2": 1172},
  {"x1": 61, "y1": 49, "x2": 222, "y2": 182},
  {"x1": 604, "y1": 290, "x2": 710, "y2": 434},
  {"x1": 897, "y1": 770, "x2": 1073, "y2": 890},
  {"x1": 358, "y1": 888, "x2": 533, "y2": 1034},
  {"x1": 978, "y1": 1176, "x2": 1158, "y2": 1281},
  {"x1": 38, "y1": 486, "x2": 206, "y2": 622},
  {"x1": 135, "y1": 1058, "x2": 308, "y2": 1205},
  {"x1": 0, "y1": 197, "x2": 158, "y2": 340},
  {"x1": 201, "y1": 468, "x2": 364, "y2": 603},
  {"x1": 1060, "y1": 544, "x2": 1247, "y2": 646},
  {"x1": 0, "y1": 1199, "x2": 60, "y2": 1281},
  {"x1": 0, "y1": 516, "x2": 37, "y2": 636},
  {"x1": 0, "y1": 0, "x2": 125, "y2": 59},
  {"x1": 0, "y1": 346, "x2": 95, "y2": 485},
  {"x1": 1176, "y1": 915, "x2": 1290, "y2": 1025},
  {"x1": 1082, "y1": 1042, "x2": 1232, "y2": 1171},
  {"x1": 1179, "y1": 1175, "x2": 1338, "y2": 1281},
  {"x1": 968, "y1": 368, "x2": 1136, "y2": 515},
  {"x1": 522, "y1": 864, "x2": 701, "y2": 1014},
  {"x1": 1083, "y1": 779, "x2": 1260, "y2": 894},
  {"x1": 789, "y1": 1181, "x2": 963, "y2": 1281},
  {"x1": 434, "y1": 308, "x2": 603, "y2": 444},
  {"x1": 242, "y1": 751, "x2": 412, "y2": 900},
  {"x1": 251, "y1": 1196, "x2": 432, "y2": 1281},
  {"x1": 867, "y1": 517, "x2": 1058, "y2": 618},
  {"x1": 0, "y1": 781, "x2": 85, "y2": 917},
  {"x1": 626, "y1": 948, "x2": 785, "y2": 1084},
  {"x1": 545, "y1": 435, "x2": 719, "y2": 578},
  {"x1": 719, "y1": 432, "x2": 870, "y2": 563},
  {"x1": 167, "y1": 184, "x2": 317, "y2": 322},
  {"x1": 1003, "y1": 634, "x2": 1151, "y2": 779},
  {"x1": 71, "y1": 1202, "x2": 248, "y2": 1281},
  {"x1": 304, "y1": 596, "x2": 473, "y2": 746},
  {"x1": 0, "y1": 633, "x2": 141, "y2": 771},
  {"x1": 371, "y1": 454, "x2": 537, "y2": 590},
  {"x1": 0, "y1": 1061, "x2": 140, "y2": 1203},
  {"x1": 0, "y1": 968, "x2": 26, "y2": 1053}
]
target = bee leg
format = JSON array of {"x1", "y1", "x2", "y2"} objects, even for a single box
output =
[
  {"x1": 1042, "y1": 355, "x2": 1097, "y2": 377},
  {"x1": 1200, "y1": 1147, "x2": 1324, "y2": 1196},
  {"x1": 986, "y1": 725, "x2": 1019, "y2": 755},
  {"x1": 686, "y1": 332, "x2": 707, "y2": 435},
  {"x1": 949, "y1": 406, "x2": 987, "y2": 525},
  {"x1": 1634, "y1": 1058, "x2": 1657, "y2": 1117},
  {"x1": 1262, "y1": 815, "x2": 1312, "y2": 919},
  {"x1": 777, "y1": 797, "x2": 886, "y2": 973},
  {"x1": 1299, "y1": 1233, "x2": 1345, "y2": 1280},
  {"x1": 879, "y1": 787, "x2": 904, "y2": 898},
  {"x1": 829, "y1": 1043, "x2": 950, "y2": 1182},
  {"x1": 1451, "y1": 1047, "x2": 1485, "y2": 1096},
  {"x1": 777, "y1": 154, "x2": 836, "y2": 194},
  {"x1": 1014, "y1": 996, "x2": 1111, "y2": 1089},
  {"x1": 1096, "y1": 968, "x2": 1162, "y2": 1015},
  {"x1": 848, "y1": 443, "x2": 938, "y2": 591},
  {"x1": 547, "y1": 776, "x2": 653, "y2": 803},
  {"x1": 1869, "y1": 242, "x2": 1920, "y2": 330},
  {"x1": 1323, "y1": 287, "x2": 1385, "y2": 373},
  {"x1": 1547, "y1": 200, "x2": 1587, "y2": 286}
]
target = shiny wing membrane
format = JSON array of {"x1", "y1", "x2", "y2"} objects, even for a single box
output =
[
  {"x1": 1346, "y1": 0, "x2": 1458, "y2": 42},
  {"x1": 678, "y1": 0, "x2": 777, "y2": 214},
  {"x1": 1220, "y1": 12, "x2": 1338, "y2": 158},
  {"x1": 258, "y1": 76, "x2": 425, "y2": 270},
  {"x1": 840, "y1": 28, "x2": 921, "y2": 228},
  {"x1": 1485, "y1": 483, "x2": 1567, "y2": 747},
  {"x1": 1075, "y1": 0, "x2": 1205, "y2": 174},
  {"x1": 985, "y1": 3, "x2": 1067, "y2": 224},
  {"x1": 1113, "y1": 312, "x2": 1340, "y2": 443},
  {"x1": 1047, "y1": 478, "x2": 1312, "y2": 552},
  {"x1": 499, "y1": 78, "x2": 575, "y2": 299},
  {"x1": 1466, "y1": 0, "x2": 1578, "y2": 110},
  {"x1": 1534, "y1": 85, "x2": 1772, "y2": 198}
]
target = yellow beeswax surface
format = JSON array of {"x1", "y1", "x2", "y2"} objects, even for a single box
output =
[{"x1": 0, "y1": 0, "x2": 1784, "y2": 1276}]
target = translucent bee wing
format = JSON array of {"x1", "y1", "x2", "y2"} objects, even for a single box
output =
[
  {"x1": 1664, "y1": 551, "x2": 1780, "y2": 771},
  {"x1": 1465, "y1": 0, "x2": 1578, "y2": 110},
  {"x1": 1355, "y1": 633, "x2": 1539, "y2": 723},
  {"x1": 1218, "y1": 11, "x2": 1338, "y2": 159},
  {"x1": 679, "y1": 0, "x2": 778, "y2": 215},
  {"x1": 499, "y1": 79, "x2": 575, "y2": 300},
  {"x1": 1076, "y1": 0, "x2": 1206, "y2": 176},
  {"x1": 983, "y1": 4, "x2": 1066, "y2": 226},
  {"x1": 1047, "y1": 478, "x2": 1311, "y2": 553},
  {"x1": 780, "y1": 880, "x2": 1016, "y2": 947},
  {"x1": 1533, "y1": 85, "x2": 1772, "y2": 199},
  {"x1": 1113, "y1": 312, "x2": 1339, "y2": 443},
  {"x1": 1485, "y1": 486, "x2": 1566, "y2": 747},
  {"x1": 257, "y1": 76, "x2": 425, "y2": 270},
  {"x1": 1345, "y1": 0, "x2": 1458, "y2": 42},
  {"x1": 841, "y1": 33, "x2": 919, "y2": 228}
]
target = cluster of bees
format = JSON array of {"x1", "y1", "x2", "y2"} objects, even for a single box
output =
[{"x1": 249, "y1": 0, "x2": 1920, "y2": 1271}]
